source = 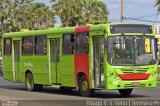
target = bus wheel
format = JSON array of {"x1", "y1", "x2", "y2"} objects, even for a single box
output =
[
  {"x1": 78, "y1": 75, "x2": 94, "y2": 97},
  {"x1": 118, "y1": 89, "x2": 133, "y2": 96},
  {"x1": 25, "y1": 72, "x2": 38, "y2": 91},
  {"x1": 26, "y1": 73, "x2": 34, "y2": 91}
]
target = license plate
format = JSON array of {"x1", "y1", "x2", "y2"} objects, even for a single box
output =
[{"x1": 131, "y1": 82, "x2": 140, "y2": 86}]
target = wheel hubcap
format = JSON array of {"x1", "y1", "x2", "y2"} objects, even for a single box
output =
[
  {"x1": 27, "y1": 77, "x2": 32, "y2": 88},
  {"x1": 82, "y1": 81, "x2": 88, "y2": 91}
]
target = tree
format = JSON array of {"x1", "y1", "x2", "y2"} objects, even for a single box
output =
[
  {"x1": 0, "y1": 0, "x2": 34, "y2": 32},
  {"x1": 83, "y1": 0, "x2": 109, "y2": 24},
  {"x1": 12, "y1": 0, "x2": 55, "y2": 31},
  {"x1": 0, "y1": 0, "x2": 55, "y2": 32},
  {"x1": 50, "y1": 0, "x2": 109, "y2": 27},
  {"x1": 50, "y1": 0, "x2": 82, "y2": 26},
  {"x1": 11, "y1": 0, "x2": 33, "y2": 31},
  {"x1": 0, "y1": 0, "x2": 12, "y2": 34},
  {"x1": 155, "y1": 0, "x2": 160, "y2": 12},
  {"x1": 28, "y1": 2, "x2": 55, "y2": 29}
]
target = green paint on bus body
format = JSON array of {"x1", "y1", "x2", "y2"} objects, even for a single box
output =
[{"x1": 2, "y1": 23, "x2": 158, "y2": 93}]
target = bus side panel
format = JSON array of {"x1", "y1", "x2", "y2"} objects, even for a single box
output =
[
  {"x1": 20, "y1": 56, "x2": 34, "y2": 82},
  {"x1": 74, "y1": 55, "x2": 89, "y2": 84},
  {"x1": 60, "y1": 56, "x2": 76, "y2": 87},
  {"x1": 2, "y1": 56, "x2": 14, "y2": 81},
  {"x1": 20, "y1": 56, "x2": 50, "y2": 85},
  {"x1": 33, "y1": 56, "x2": 50, "y2": 85}
]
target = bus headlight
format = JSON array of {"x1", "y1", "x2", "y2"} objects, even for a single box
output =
[
  {"x1": 149, "y1": 70, "x2": 157, "y2": 78},
  {"x1": 151, "y1": 71, "x2": 157, "y2": 76},
  {"x1": 107, "y1": 71, "x2": 118, "y2": 79}
]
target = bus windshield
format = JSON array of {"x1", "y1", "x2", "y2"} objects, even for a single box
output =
[{"x1": 107, "y1": 36, "x2": 156, "y2": 66}]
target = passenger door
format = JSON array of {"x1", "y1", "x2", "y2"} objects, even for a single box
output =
[
  {"x1": 92, "y1": 36, "x2": 105, "y2": 88},
  {"x1": 13, "y1": 40, "x2": 20, "y2": 81},
  {"x1": 50, "y1": 39, "x2": 60, "y2": 84}
]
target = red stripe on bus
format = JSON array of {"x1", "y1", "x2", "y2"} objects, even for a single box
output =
[
  {"x1": 118, "y1": 74, "x2": 150, "y2": 80},
  {"x1": 74, "y1": 55, "x2": 89, "y2": 85},
  {"x1": 75, "y1": 26, "x2": 90, "y2": 33}
]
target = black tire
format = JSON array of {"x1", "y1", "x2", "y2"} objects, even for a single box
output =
[
  {"x1": 25, "y1": 73, "x2": 43, "y2": 91},
  {"x1": 118, "y1": 89, "x2": 133, "y2": 96},
  {"x1": 78, "y1": 75, "x2": 94, "y2": 97}
]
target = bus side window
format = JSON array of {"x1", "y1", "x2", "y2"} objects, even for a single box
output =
[
  {"x1": 35, "y1": 35, "x2": 47, "y2": 55},
  {"x1": 63, "y1": 33, "x2": 74, "y2": 55},
  {"x1": 22, "y1": 36, "x2": 34, "y2": 55},
  {"x1": 3, "y1": 38, "x2": 12, "y2": 55},
  {"x1": 75, "y1": 33, "x2": 89, "y2": 54}
]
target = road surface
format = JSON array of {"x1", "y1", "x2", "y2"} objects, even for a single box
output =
[{"x1": 0, "y1": 76, "x2": 160, "y2": 106}]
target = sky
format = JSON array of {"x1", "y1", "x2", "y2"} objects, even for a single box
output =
[{"x1": 34, "y1": 0, "x2": 160, "y2": 25}]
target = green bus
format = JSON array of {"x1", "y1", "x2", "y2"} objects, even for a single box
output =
[{"x1": 2, "y1": 23, "x2": 158, "y2": 97}]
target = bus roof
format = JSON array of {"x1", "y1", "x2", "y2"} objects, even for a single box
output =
[
  {"x1": 3, "y1": 27, "x2": 75, "y2": 38},
  {"x1": 3, "y1": 23, "x2": 154, "y2": 38}
]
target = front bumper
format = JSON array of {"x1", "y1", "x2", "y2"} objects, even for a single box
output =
[{"x1": 106, "y1": 75, "x2": 157, "y2": 89}]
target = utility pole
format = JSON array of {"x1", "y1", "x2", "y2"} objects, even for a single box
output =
[{"x1": 120, "y1": 0, "x2": 124, "y2": 23}]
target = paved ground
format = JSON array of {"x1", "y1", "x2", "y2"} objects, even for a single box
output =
[{"x1": 0, "y1": 76, "x2": 160, "y2": 106}]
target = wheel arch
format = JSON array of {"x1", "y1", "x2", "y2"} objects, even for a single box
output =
[
  {"x1": 25, "y1": 70, "x2": 32, "y2": 77},
  {"x1": 77, "y1": 72, "x2": 87, "y2": 85}
]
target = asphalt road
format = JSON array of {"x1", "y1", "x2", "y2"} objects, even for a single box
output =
[{"x1": 0, "y1": 76, "x2": 160, "y2": 106}]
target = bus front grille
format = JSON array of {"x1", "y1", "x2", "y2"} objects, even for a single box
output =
[{"x1": 122, "y1": 68, "x2": 148, "y2": 74}]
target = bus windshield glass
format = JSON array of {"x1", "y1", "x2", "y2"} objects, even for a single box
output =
[{"x1": 107, "y1": 36, "x2": 156, "y2": 66}]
